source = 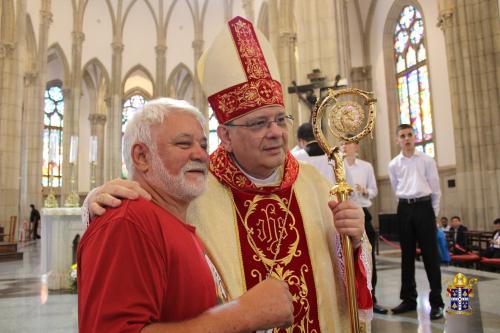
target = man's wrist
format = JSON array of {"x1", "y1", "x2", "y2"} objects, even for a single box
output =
[{"x1": 353, "y1": 234, "x2": 365, "y2": 249}]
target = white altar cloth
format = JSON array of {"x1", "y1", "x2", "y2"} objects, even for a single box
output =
[{"x1": 41, "y1": 207, "x2": 84, "y2": 290}]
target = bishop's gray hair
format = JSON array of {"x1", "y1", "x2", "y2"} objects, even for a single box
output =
[{"x1": 122, "y1": 98, "x2": 207, "y2": 179}]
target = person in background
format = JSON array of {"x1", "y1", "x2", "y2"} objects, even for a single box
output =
[
  {"x1": 29, "y1": 204, "x2": 41, "y2": 240},
  {"x1": 485, "y1": 218, "x2": 500, "y2": 258},
  {"x1": 342, "y1": 137, "x2": 387, "y2": 315},
  {"x1": 388, "y1": 124, "x2": 444, "y2": 320},
  {"x1": 440, "y1": 216, "x2": 450, "y2": 231},
  {"x1": 436, "y1": 220, "x2": 451, "y2": 264},
  {"x1": 78, "y1": 98, "x2": 294, "y2": 333},
  {"x1": 292, "y1": 122, "x2": 335, "y2": 184},
  {"x1": 290, "y1": 122, "x2": 308, "y2": 154},
  {"x1": 449, "y1": 216, "x2": 469, "y2": 254}
]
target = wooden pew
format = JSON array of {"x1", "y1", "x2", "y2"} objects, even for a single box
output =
[{"x1": 0, "y1": 216, "x2": 17, "y2": 243}]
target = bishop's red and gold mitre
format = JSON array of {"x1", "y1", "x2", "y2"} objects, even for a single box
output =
[{"x1": 197, "y1": 16, "x2": 284, "y2": 124}]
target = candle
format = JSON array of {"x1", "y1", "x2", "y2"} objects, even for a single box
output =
[
  {"x1": 69, "y1": 136, "x2": 78, "y2": 163},
  {"x1": 89, "y1": 136, "x2": 98, "y2": 162}
]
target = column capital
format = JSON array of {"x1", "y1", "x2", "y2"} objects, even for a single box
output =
[
  {"x1": 0, "y1": 42, "x2": 16, "y2": 59},
  {"x1": 88, "y1": 113, "x2": 107, "y2": 124},
  {"x1": 111, "y1": 42, "x2": 124, "y2": 53},
  {"x1": 155, "y1": 44, "x2": 167, "y2": 54},
  {"x1": 192, "y1": 39, "x2": 204, "y2": 51},
  {"x1": 279, "y1": 32, "x2": 297, "y2": 46},
  {"x1": 437, "y1": 9, "x2": 454, "y2": 31},
  {"x1": 350, "y1": 66, "x2": 372, "y2": 88},
  {"x1": 62, "y1": 87, "x2": 71, "y2": 97},
  {"x1": 72, "y1": 31, "x2": 85, "y2": 44},
  {"x1": 24, "y1": 71, "x2": 39, "y2": 87},
  {"x1": 104, "y1": 96, "x2": 112, "y2": 108},
  {"x1": 40, "y1": 10, "x2": 53, "y2": 26}
]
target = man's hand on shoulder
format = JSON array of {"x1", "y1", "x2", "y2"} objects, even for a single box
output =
[{"x1": 89, "y1": 179, "x2": 152, "y2": 219}]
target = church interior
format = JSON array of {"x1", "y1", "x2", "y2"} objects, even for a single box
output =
[{"x1": 1, "y1": 0, "x2": 499, "y2": 332}]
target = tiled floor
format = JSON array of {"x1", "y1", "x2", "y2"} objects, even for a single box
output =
[
  {"x1": 0, "y1": 241, "x2": 499, "y2": 332},
  {"x1": 0, "y1": 241, "x2": 77, "y2": 332}
]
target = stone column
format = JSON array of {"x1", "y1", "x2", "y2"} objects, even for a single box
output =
[
  {"x1": 278, "y1": 31, "x2": 299, "y2": 146},
  {"x1": 19, "y1": 71, "x2": 41, "y2": 225},
  {"x1": 242, "y1": 0, "x2": 255, "y2": 22},
  {"x1": 155, "y1": 44, "x2": 167, "y2": 97},
  {"x1": 62, "y1": 31, "x2": 85, "y2": 200},
  {"x1": 35, "y1": 0, "x2": 52, "y2": 207},
  {"x1": 0, "y1": 0, "x2": 25, "y2": 230},
  {"x1": 192, "y1": 39, "x2": 206, "y2": 117},
  {"x1": 106, "y1": 41, "x2": 124, "y2": 180},
  {"x1": 438, "y1": 0, "x2": 500, "y2": 229},
  {"x1": 350, "y1": 66, "x2": 375, "y2": 164},
  {"x1": 0, "y1": 41, "x2": 21, "y2": 229},
  {"x1": 89, "y1": 113, "x2": 107, "y2": 186},
  {"x1": 334, "y1": 0, "x2": 351, "y2": 78},
  {"x1": 295, "y1": 0, "x2": 342, "y2": 82}
]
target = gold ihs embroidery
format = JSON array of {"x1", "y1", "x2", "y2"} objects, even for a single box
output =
[
  {"x1": 239, "y1": 194, "x2": 299, "y2": 268},
  {"x1": 238, "y1": 194, "x2": 318, "y2": 333}
]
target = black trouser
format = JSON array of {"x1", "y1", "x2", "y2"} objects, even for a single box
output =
[
  {"x1": 397, "y1": 200, "x2": 443, "y2": 308},
  {"x1": 32, "y1": 220, "x2": 40, "y2": 238},
  {"x1": 363, "y1": 207, "x2": 378, "y2": 303}
]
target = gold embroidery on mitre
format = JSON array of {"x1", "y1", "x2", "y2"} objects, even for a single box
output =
[
  {"x1": 207, "y1": 17, "x2": 284, "y2": 123},
  {"x1": 214, "y1": 79, "x2": 283, "y2": 117},
  {"x1": 232, "y1": 19, "x2": 271, "y2": 80}
]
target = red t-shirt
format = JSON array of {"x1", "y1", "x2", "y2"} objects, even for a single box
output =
[{"x1": 77, "y1": 198, "x2": 217, "y2": 333}]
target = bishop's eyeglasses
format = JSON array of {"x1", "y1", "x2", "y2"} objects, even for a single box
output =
[{"x1": 226, "y1": 114, "x2": 294, "y2": 132}]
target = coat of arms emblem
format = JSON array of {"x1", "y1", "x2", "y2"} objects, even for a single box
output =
[{"x1": 446, "y1": 273, "x2": 478, "y2": 315}]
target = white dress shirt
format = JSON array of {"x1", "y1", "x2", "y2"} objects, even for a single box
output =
[
  {"x1": 388, "y1": 151, "x2": 441, "y2": 216},
  {"x1": 344, "y1": 158, "x2": 378, "y2": 208},
  {"x1": 493, "y1": 231, "x2": 500, "y2": 249},
  {"x1": 293, "y1": 149, "x2": 335, "y2": 185},
  {"x1": 291, "y1": 145, "x2": 303, "y2": 155}
]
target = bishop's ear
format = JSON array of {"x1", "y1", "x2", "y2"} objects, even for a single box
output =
[{"x1": 217, "y1": 125, "x2": 234, "y2": 153}]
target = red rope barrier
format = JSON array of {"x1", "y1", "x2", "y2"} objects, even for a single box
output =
[{"x1": 378, "y1": 235, "x2": 401, "y2": 249}]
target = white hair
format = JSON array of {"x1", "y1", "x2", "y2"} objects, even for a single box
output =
[{"x1": 122, "y1": 98, "x2": 207, "y2": 178}]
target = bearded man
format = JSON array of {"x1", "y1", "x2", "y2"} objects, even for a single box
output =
[{"x1": 78, "y1": 98, "x2": 293, "y2": 333}]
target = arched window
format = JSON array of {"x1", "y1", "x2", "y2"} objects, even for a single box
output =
[
  {"x1": 208, "y1": 107, "x2": 220, "y2": 154},
  {"x1": 394, "y1": 5, "x2": 434, "y2": 156},
  {"x1": 122, "y1": 94, "x2": 147, "y2": 178},
  {"x1": 43, "y1": 85, "x2": 64, "y2": 187}
]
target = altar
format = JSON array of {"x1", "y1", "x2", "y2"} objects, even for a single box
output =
[{"x1": 41, "y1": 207, "x2": 84, "y2": 290}]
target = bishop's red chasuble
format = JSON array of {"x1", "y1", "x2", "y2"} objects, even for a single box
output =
[{"x1": 210, "y1": 147, "x2": 322, "y2": 332}]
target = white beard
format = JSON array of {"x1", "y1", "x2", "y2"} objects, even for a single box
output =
[{"x1": 149, "y1": 152, "x2": 207, "y2": 201}]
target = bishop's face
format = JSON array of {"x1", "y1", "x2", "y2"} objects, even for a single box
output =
[{"x1": 219, "y1": 106, "x2": 290, "y2": 179}]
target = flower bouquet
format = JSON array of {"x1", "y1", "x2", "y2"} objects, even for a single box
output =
[{"x1": 69, "y1": 263, "x2": 77, "y2": 293}]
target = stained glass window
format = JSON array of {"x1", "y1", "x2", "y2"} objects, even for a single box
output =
[
  {"x1": 43, "y1": 85, "x2": 64, "y2": 187},
  {"x1": 394, "y1": 5, "x2": 434, "y2": 156},
  {"x1": 208, "y1": 107, "x2": 220, "y2": 154},
  {"x1": 122, "y1": 94, "x2": 147, "y2": 178}
]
